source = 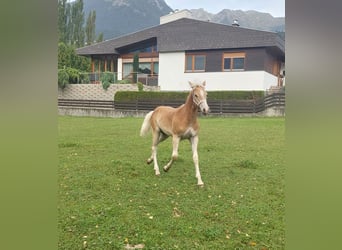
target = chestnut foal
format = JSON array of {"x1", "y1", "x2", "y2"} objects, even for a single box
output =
[{"x1": 140, "y1": 81, "x2": 209, "y2": 186}]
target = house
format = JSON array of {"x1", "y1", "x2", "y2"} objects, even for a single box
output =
[{"x1": 76, "y1": 10, "x2": 285, "y2": 91}]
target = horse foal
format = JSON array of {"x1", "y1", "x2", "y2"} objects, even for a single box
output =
[{"x1": 140, "y1": 81, "x2": 209, "y2": 186}]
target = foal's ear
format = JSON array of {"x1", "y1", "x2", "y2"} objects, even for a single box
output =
[
  {"x1": 202, "y1": 81, "x2": 206, "y2": 87},
  {"x1": 188, "y1": 81, "x2": 195, "y2": 89}
]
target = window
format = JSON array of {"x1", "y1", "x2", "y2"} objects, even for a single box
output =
[
  {"x1": 126, "y1": 44, "x2": 157, "y2": 54},
  {"x1": 223, "y1": 52, "x2": 245, "y2": 71},
  {"x1": 138, "y1": 62, "x2": 159, "y2": 75},
  {"x1": 123, "y1": 61, "x2": 158, "y2": 78},
  {"x1": 185, "y1": 54, "x2": 206, "y2": 72},
  {"x1": 153, "y1": 62, "x2": 159, "y2": 75},
  {"x1": 138, "y1": 62, "x2": 151, "y2": 74},
  {"x1": 123, "y1": 63, "x2": 133, "y2": 78}
]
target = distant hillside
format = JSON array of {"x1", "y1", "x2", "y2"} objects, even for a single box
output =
[
  {"x1": 83, "y1": 0, "x2": 172, "y2": 39},
  {"x1": 83, "y1": 0, "x2": 285, "y2": 40},
  {"x1": 191, "y1": 9, "x2": 285, "y2": 32}
]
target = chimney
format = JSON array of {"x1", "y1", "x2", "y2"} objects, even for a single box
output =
[
  {"x1": 160, "y1": 9, "x2": 192, "y2": 24},
  {"x1": 232, "y1": 19, "x2": 240, "y2": 27}
]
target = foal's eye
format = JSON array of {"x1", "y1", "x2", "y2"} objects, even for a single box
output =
[{"x1": 194, "y1": 94, "x2": 198, "y2": 98}]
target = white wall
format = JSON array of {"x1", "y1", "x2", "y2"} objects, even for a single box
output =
[
  {"x1": 160, "y1": 9, "x2": 192, "y2": 24},
  {"x1": 158, "y1": 52, "x2": 278, "y2": 91},
  {"x1": 117, "y1": 58, "x2": 123, "y2": 80}
]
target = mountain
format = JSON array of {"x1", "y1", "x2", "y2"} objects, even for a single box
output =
[
  {"x1": 191, "y1": 8, "x2": 285, "y2": 32},
  {"x1": 83, "y1": 0, "x2": 172, "y2": 39},
  {"x1": 83, "y1": 0, "x2": 285, "y2": 40}
]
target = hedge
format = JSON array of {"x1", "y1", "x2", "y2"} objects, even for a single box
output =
[{"x1": 114, "y1": 91, "x2": 264, "y2": 102}]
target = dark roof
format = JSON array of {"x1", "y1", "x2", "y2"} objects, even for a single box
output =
[{"x1": 76, "y1": 18, "x2": 284, "y2": 56}]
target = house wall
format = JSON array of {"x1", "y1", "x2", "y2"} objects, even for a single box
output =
[
  {"x1": 160, "y1": 9, "x2": 192, "y2": 24},
  {"x1": 245, "y1": 49, "x2": 267, "y2": 71},
  {"x1": 159, "y1": 52, "x2": 278, "y2": 91},
  {"x1": 204, "y1": 48, "x2": 267, "y2": 72},
  {"x1": 117, "y1": 58, "x2": 123, "y2": 80}
]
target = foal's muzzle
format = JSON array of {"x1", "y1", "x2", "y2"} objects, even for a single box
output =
[{"x1": 199, "y1": 102, "x2": 210, "y2": 115}]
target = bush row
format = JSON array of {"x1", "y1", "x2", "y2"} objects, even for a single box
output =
[{"x1": 114, "y1": 90, "x2": 264, "y2": 102}]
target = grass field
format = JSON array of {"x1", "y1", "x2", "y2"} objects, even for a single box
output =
[{"x1": 58, "y1": 116, "x2": 285, "y2": 249}]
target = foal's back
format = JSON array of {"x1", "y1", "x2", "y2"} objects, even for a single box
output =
[
  {"x1": 150, "y1": 105, "x2": 178, "y2": 136},
  {"x1": 151, "y1": 104, "x2": 197, "y2": 137}
]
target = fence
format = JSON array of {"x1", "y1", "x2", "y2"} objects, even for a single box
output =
[
  {"x1": 58, "y1": 92, "x2": 285, "y2": 115},
  {"x1": 78, "y1": 72, "x2": 158, "y2": 86},
  {"x1": 58, "y1": 99, "x2": 114, "y2": 109},
  {"x1": 264, "y1": 92, "x2": 285, "y2": 109},
  {"x1": 113, "y1": 99, "x2": 263, "y2": 114}
]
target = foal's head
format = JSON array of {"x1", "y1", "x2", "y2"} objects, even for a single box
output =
[{"x1": 189, "y1": 81, "x2": 210, "y2": 114}]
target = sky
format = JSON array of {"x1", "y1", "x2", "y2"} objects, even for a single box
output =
[{"x1": 164, "y1": 0, "x2": 285, "y2": 17}]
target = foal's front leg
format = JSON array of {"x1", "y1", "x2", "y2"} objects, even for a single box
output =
[
  {"x1": 190, "y1": 135, "x2": 204, "y2": 186},
  {"x1": 163, "y1": 135, "x2": 180, "y2": 172}
]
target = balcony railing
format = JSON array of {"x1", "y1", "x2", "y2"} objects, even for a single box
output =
[{"x1": 78, "y1": 72, "x2": 158, "y2": 86}]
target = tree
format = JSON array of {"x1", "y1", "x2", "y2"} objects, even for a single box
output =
[
  {"x1": 58, "y1": 0, "x2": 92, "y2": 76},
  {"x1": 58, "y1": 42, "x2": 70, "y2": 69},
  {"x1": 58, "y1": 0, "x2": 68, "y2": 43},
  {"x1": 68, "y1": 0, "x2": 85, "y2": 47},
  {"x1": 58, "y1": 0, "x2": 99, "y2": 47},
  {"x1": 85, "y1": 10, "x2": 96, "y2": 45},
  {"x1": 58, "y1": 42, "x2": 90, "y2": 71},
  {"x1": 133, "y1": 53, "x2": 139, "y2": 83},
  {"x1": 96, "y1": 32, "x2": 104, "y2": 43}
]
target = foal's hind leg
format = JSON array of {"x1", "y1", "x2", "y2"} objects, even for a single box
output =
[
  {"x1": 147, "y1": 132, "x2": 168, "y2": 164},
  {"x1": 163, "y1": 135, "x2": 180, "y2": 172},
  {"x1": 148, "y1": 131, "x2": 168, "y2": 176}
]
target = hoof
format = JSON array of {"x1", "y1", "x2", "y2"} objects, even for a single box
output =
[
  {"x1": 163, "y1": 166, "x2": 169, "y2": 172},
  {"x1": 146, "y1": 159, "x2": 153, "y2": 165},
  {"x1": 197, "y1": 183, "x2": 204, "y2": 187},
  {"x1": 155, "y1": 171, "x2": 160, "y2": 176}
]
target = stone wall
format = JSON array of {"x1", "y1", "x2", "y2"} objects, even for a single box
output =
[
  {"x1": 58, "y1": 84, "x2": 159, "y2": 101},
  {"x1": 58, "y1": 107, "x2": 149, "y2": 118}
]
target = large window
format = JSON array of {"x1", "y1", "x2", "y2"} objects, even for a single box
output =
[
  {"x1": 139, "y1": 62, "x2": 151, "y2": 74},
  {"x1": 123, "y1": 62, "x2": 159, "y2": 78},
  {"x1": 138, "y1": 62, "x2": 159, "y2": 75},
  {"x1": 185, "y1": 54, "x2": 206, "y2": 72},
  {"x1": 123, "y1": 63, "x2": 133, "y2": 78},
  {"x1": 223, "y1": 52, "x2": 245, "y2": 71}
]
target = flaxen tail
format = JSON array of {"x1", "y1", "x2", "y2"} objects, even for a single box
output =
[{"x1": 140, "y1": 111, "x2": 154, "y2": 136}]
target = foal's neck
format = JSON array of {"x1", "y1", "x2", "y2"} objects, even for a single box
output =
[{"x1": 184, "y1": 90, "x2": 198, "y2": 117}]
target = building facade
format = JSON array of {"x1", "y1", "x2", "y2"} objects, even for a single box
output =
[{"x1": 76, "y1": 10, "x2": 285, "y2": 91}]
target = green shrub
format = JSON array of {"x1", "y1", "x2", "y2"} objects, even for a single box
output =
[
  {"x1": 58, "y1": 69, "x2": 69, "y2": 89},
  {"x1": 206, "y1": 91, "x2": 264, "y2": 100},
  {"x1": 114, "y1": 91, "x2": 264, "y2": 102},
  {"x1": 102, "y1": 81, "x2": 110, "y2": 90},
  {"x1": 114, "y1": 91, "x2": 187, "y2": 102},
  {"x1": 100, "y1": 72, "x2": 114, "y2": 90},
  {"x1": 79, "y1": 73, "x2": 90, "y2": 84},
  {"x1": 137, "y1": 82, "x2": 144, "y2": 92},
  {"x1": 100, "y1": 72, "x2": 114, "y2": 83},
  {"x1": 65, "y1": 67, "x2": 80, "y2": 83},
  {"x1": 117, "y1": 79, "x2": 131, "y2": 84}
]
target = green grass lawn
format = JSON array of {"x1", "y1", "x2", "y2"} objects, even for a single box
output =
[{"x1": 58, "y1": 116, "x2": 285, "y2": 249}]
